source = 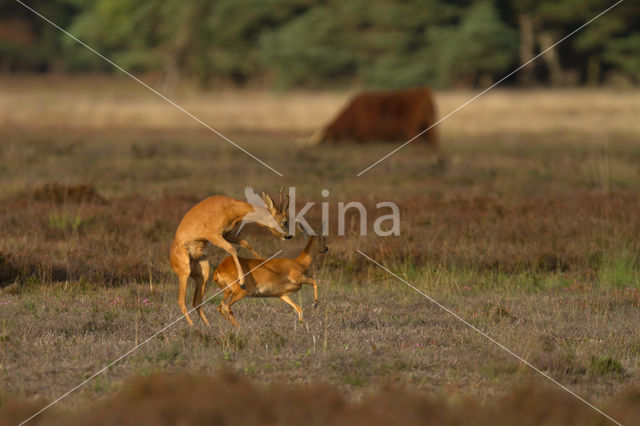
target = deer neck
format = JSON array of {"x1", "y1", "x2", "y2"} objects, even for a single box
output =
[
  {"x1": 236, "y1": 202, "x2": 273, "y2": 228},
  {"x1": 295, "y1": 236, "x2": 317, "y2": 269},
  {"x1": 234, "y1": 201, "x2": 256, "y2": 217}
]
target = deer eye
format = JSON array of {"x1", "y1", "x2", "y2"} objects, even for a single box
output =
[{"x1": 283, "y1": 220, "x2": 288, "y2": 228}]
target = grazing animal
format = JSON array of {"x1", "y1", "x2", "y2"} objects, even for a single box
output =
[
  {"x1": 212, "y1": 226, "x2": 328, "y2": 326},
  {"x1": 309, "y1": 86, "x2": 438, "y2": 146},
  {"x1": 170, "y1": 187, "x2": 291, "y2": 326}
]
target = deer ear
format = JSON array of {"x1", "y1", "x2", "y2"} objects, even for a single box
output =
[
  {"x1": 318, "y1": 220, "x2": 326, "y2": 237},
  {"x1": 296, "y1": 221, "x2": 308, "y2": 236},
  {"x1": 261, "y1": 192, "x2": 275, "y2": 212}
]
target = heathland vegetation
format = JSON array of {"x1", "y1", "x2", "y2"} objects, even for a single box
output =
[{"x1": 0, "y1": 79, "x2": 639, "y2": 424}]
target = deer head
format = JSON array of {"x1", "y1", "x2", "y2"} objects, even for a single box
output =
[
  {"x1": 260, "y1": 187, "x2": 291, "y2": 240},
  {"x1": 297, "y1": 221, "x2": 329, "y2": 256}
]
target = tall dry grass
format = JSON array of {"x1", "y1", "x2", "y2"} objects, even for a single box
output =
[{"x1": 1, "y1": 75, "x2": 639, "y2": 142}]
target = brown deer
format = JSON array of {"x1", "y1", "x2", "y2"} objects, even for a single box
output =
[
  {"x1": 212, "y1": 224, "x2": 328, "y2": 326},
  {"x1": 170, "y1": 187, "x2": 290, "y2": 326}
]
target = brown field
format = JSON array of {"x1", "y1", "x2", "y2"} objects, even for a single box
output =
[{"x1": 1, "y1": 76, "x2": 639, "y2": 425}]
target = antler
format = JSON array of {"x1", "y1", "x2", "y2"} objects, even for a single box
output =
[
  {"x1": 284, "y1": 189, "x2": 289, "y2": 211},
  {"x1": 279, "y1": 186, "x2": 289, "y2": 212}
]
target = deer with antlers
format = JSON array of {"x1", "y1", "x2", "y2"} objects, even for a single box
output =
[
  {"x1": 170, "y1": 187, "x2": 290, "y2": 326},
  {"x1": 212, "y1": 224, "x2": 328, "y2": 326}
]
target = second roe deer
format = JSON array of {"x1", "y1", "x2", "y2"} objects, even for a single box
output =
[{"x1": 212, "y1": 225, "x2": 328, "y2": 326}]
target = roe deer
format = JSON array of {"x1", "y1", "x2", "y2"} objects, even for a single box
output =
[
  {"x1": 212, "y1": 225, "x2": 328, "y2": 326},
  {"x1": 170, "y1": 187, "x2": 290, "y2": 326}
]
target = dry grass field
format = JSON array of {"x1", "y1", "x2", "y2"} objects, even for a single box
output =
[{"x1": 1, "y1": 76, "x2": 639, "y2": 425}]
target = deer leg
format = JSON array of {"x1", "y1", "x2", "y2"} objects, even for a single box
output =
[
  {"x1": 190, "y1": 259, "x2": 210, "y2": 326},
  {"x1": 300, "y1": 276, "x2": 319, "y2": 308},
  {"x1": 177, "y1": 273, "x2": 193, "y2": 326},
  {"x1": 217, "y1": 303, "x2": 239, "y2": 327},
  {"x1": 280, "y1": 294, "x2": 304, "y2": 323},
  {"x1": 222, "y1": 289, "x2": 233, "y2": 305},
  {"x1": 210, "y1": 271, "x2": 233, "y2": 325},
  {"x1": 210, "y1": 235, "x2": 246, "y2": 288},
  {"x1": 224, "y1": 233, "x2": 262, "y2": 258},
  {"x1": 218, "y1": 290, "x2": 245, "y2": 327},
  {"x1": 171, "y1": 241, "x2": 194, "y2": 326}
]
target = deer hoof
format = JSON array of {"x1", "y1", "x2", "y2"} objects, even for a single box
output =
[{"x1": 313, "y1": 301, "x2": 319, "y2": 309}]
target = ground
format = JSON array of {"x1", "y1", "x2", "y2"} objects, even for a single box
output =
[{"x1": 0, "y1": 76, "x2": 639, "y2": 424}]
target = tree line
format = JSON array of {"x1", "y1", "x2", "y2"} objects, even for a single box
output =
[{"x1": 1, "y1": 0, "x2": 639, "y2": 89}]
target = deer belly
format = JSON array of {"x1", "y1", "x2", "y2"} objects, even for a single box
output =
[
  {"x1": 253, "y1": 281, "x2": 302, "y2": 297},
  {"x1": 185, "y1": 240, "x2": 208, "y2": 259}
]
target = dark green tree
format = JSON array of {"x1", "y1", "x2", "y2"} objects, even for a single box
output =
[
  {"x1": 1, "y1": 0, "x2": 638, "y2": 88},
  {"x1": 432, "y1": 1, "x2": 518, "y2": 87},
  {"x1": 258, "y1": 4, "x2": 359, "y2": 88},
  {"x1": 67, "y1": 0, "x2": 314, "y2": 87},
  {"x1": 0, "y1": 0, "x2": 80, "y2": 71}
]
